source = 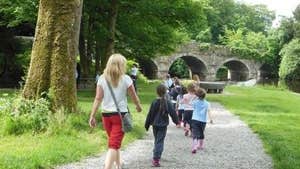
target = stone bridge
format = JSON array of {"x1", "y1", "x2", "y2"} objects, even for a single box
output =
[{"x1": 140, "y1": 41, "x2": 268, "y2": 81}]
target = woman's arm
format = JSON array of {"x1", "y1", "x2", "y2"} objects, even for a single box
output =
[
  {"x1": 128, "y1": 85, "x2": 142, "y2": 112},
  {"x1": 89, "y1": 85, "x2": 104, "y2": 128}
]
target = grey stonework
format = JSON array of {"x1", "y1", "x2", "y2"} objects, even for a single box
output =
[{"x1": 153, "y1": 41, "x2": 262, "y2": 81}]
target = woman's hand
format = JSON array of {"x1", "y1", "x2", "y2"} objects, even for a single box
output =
[
  {"x1": 89, "y1": 116, "x2": 97, "y2": 128},
  {"x1": 136, "y1": 104, "x2": 142, "y2": 112}
]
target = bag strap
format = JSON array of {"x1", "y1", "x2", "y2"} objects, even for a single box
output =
[{"x1": 105, "y1": 79, "x2": 121, "y2": 117}]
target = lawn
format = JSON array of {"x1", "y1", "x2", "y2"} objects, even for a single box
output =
[
  {"x1": 1, "y1": 84, "x2": 300, "y2": 169},
  {"x1": 208, "y1": 86, "x2": 300, "y2": 169},
  {"x1": 0, "y1": 81, "x2": 159, "y2": 169}
]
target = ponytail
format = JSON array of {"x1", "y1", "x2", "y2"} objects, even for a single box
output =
[
  {"x1": 157, "y1": 84, "x2": 168, "y2": 115},
  {"x1": 159, "y1": 95, "x2": 168, "y2": 115}
]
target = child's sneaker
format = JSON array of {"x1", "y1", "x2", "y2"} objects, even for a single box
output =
[
  {"x1": 197, "y1": 139, "x2": 204, "y2": 150},
  {"x1": 152, "y1": 159, "x2": 160, "y2": 167},
  {"x1": 184, "y1": 130, "x2": 189, "y2": 136},
  {"x1": 191, "y1": 149, "x2": 197, "y2": 154}
]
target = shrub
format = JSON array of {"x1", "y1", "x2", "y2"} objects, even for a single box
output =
[
  {"x1": 0, "y1": 96, "x2": 93, "y2": 136},
  {"x1": 0, "y1": 97, "x2": 51, "y2": 135},
  {"x1": 279, "y1": 39, "x2": 300, "y2": 92}
]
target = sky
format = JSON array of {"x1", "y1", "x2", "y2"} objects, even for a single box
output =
[{"x1": 237, "y1": 0, "x2": 299, "y2": 26}]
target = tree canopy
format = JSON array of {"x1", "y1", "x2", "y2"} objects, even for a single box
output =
[{"x1": 1, "y1": 0, "x2": 300, "y2": 93}]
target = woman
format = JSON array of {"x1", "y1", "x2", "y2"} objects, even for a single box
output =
[{"x1": 89, "y1": 53, "x2": 142, "y2": 169}]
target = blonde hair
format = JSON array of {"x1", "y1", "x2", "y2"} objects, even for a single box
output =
[
  {"x1": 192, "y1": 74, "x2": 200, "y2": 82},
  {"x1": 103, "y1": 53, "x2": 127, "y2": 87},
  {"x1": 187, "y1": 83, "x2": 197, "y2": 93}
]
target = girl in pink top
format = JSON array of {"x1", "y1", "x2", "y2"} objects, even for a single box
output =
[{"x1": 182, "y1": 83, "x2": 198, "y2": 136}]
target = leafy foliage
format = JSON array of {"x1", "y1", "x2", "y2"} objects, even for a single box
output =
[
  {"x1": 0, "y1": 97, "x2": 51, "y2": 135},
  {"x1": 0, "y1": 96, "x2": 90, "y2": 135},
  {"x1": 279, "y1": 38, "x2": 300, "y2": 92},
  {"x1": 205, "y1": 0, "x2": 275, "y2": 43},
  {"x1": 216, "y1": 66, "x2": 228, "y2": 81},
  {"x1": 0, "y1": 0, "x2": 38, "y2": 27},
  {"x1": 221, "y1": 28, "x2": 270, "y2": 59},
  {"x1": 116, "y1": 0, "x2": 207, "y2": 59},
  {"x1": 169, "y1": 58, "x2": 189, "y2": 78}
]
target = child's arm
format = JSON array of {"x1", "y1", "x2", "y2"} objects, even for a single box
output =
[
  {"x1": 207, "y1": 103, "x2": 213, "y2": 124},
  {"x1": 145, "y1": 101, "x2": 155, "y2": 131},
  {"x1": 175, "y1": 96, "x2": 179, "y2": 111},
  {"x1": 168, "y1": 101, "x2": 179, "y2": 126}
]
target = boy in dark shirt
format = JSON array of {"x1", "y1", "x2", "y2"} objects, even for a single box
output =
[{"x1": 145, "y1": 84, "x2": 179, "y2": 167}]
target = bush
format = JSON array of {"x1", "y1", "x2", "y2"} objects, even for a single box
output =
[
  {"x1": 0, "y1": 95, "x2": 94, "y2": 136},
  {"x1": 279, "y1": 39, "x2": 300, "y2": 92},
  {"x1": 0, "y1": 97, "x2": 51, "y2": 135}
]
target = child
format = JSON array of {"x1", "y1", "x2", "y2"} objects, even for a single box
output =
[
  {"x1": 145, "y1": 84, "x2": 179, "y2": 167},
  {"x1": 182, "y1": 83, "x2": 198, "y2": 136},
  {"x1": 130, "y1": 63, "x2": 138, "y2": 92},
  {"x1": 191, "y1": 88, "x2": 213, "y2": 154},
  {"x1": 176, "y1": 86, "x2": 187, "y2": 127}
]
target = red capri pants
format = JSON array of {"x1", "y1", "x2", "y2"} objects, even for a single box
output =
[{"x1": 102, "y1": 114, "x2": 124, "y2": 149}]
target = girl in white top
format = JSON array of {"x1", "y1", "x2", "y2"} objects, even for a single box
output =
[
  {"x1": 176, "y1": 86, "x2": 187, "y2": 126},
  {"x1": 89, "y1": 54, "x2": 142, "y2": 169},
  {"x1": 182, "y1": 83, "x2": 198, "y2": 136}
]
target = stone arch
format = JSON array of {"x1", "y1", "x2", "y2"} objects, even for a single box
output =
[
  {"x1": 154, "y1": 41, "x2": 263, "y2": 81},
  {"x1": 169, "y1": 54, "x2": 209, "y2": 80},
  {"x1": 139, "y1": 59, "x2": 158, "y2": 79},
  {"x1": 218, "y1": 59, "x2": 250, "y2": 81}
]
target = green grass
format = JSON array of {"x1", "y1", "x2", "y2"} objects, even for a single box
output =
[
  {"x1": 0, "y1": 81, "x2": 159, "y2": 169},
  {"x1": 208, "y1": 85, "x2": 300, "y2": 169},
  {"x1": 2, "y1": 83, "x2": 299, "y2": 169}
]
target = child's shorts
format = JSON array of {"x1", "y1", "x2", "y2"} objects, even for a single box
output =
[
  {"x1": 191, "y1": 120, "x2": 206, "y2": 139},
  {"x1": 183, "y1": 110, "x2": 193, "y2": 127}
]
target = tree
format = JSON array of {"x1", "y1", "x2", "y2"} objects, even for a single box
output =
[
  {"x1": 205, "y1": 0, "x2": 275, "y2": 43},
  {"x1": 293, "y1": 4, "x2": 300, "y2": 38},
  {"x1": 221, "y1": 28, "x2": 269, "y2": 58},
  {"x1": 116, "y1": 0, "x2": 207, "y2": 60},
  {"x1": 279, "y1": 39, "x2": 300, "y2": 92},
  {"x1": 22, "y1": 0, "x2": 83, "y2": 112},
  {"x1": 102, "y1": 0, "x2": 118, "y2": 72}
]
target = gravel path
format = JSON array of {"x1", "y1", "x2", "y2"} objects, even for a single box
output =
[{"x1": 57, "y1": 102, "x2": 273, "y2": 169}]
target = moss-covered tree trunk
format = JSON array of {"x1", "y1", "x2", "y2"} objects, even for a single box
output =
[{"x1": 23, "y1": 0, "x2": 83, "y2": 112}]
